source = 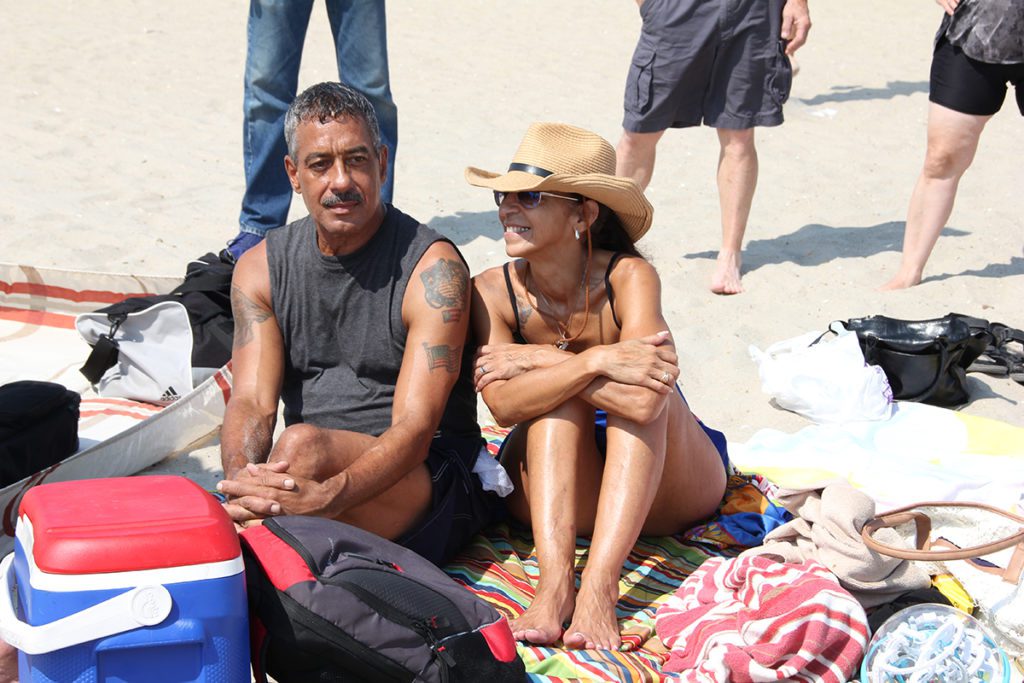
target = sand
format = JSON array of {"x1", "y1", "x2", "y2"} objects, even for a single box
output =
[{"x1": 2, "y1": 0, "x2": 1022, "y2": 494}]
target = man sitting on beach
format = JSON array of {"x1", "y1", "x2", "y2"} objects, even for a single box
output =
[{"x1": 217, "y1": 81, "x2": 499, "y2": 565}]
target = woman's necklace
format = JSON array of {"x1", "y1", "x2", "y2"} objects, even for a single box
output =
[{"x1": 526, "y1": 258, "x2": 591, "y2": 350}]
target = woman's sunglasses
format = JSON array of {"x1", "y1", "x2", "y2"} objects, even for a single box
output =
[{"x1": 493, "y1": 191, "x2": 582, "y2": 209}]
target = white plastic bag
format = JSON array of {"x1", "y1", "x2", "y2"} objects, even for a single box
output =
[{"x1": 749, "y1": 329, "x2": 893, "y2": 424}]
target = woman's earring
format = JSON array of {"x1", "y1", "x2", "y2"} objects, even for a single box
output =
[{"x1": 574, "y1": 229, "x2": 580, "y2": 240}]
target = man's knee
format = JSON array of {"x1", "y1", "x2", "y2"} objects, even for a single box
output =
[
  {"x1": 618, "y1": 129, "x2": 663, "y2": 153},
  {"x1": 271, "y1": 423, "x2": 322, "y2": 467},
  {"x1": 718, "y1": 128, "x2": 756, "y2": 156}
]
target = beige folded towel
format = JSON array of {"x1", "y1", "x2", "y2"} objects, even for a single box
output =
[{"x1": 741, "y1": 483, "x2": 930, "y2": 608}]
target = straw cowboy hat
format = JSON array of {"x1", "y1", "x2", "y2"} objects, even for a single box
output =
[{"x1": 465, "y1": 122, "x2": 654, "y2": 242}]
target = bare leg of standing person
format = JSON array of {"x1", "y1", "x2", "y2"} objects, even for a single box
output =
[
  {"x1": 882, "y1": 103, "x2": 990, "y2": 289},
  {"x1": 712, "y1": 128, "x2": 757, "y2": 295},
  {"x1": 616, "y1": 129, "x2": 666, "y2": 191}
]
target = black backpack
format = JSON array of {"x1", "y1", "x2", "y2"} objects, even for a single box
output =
[
  {"x1": 80, "y1": 252, "x2": 234, "y2": 384},
  {"x1": 0, "y1": 381, "x2": 80, "y2": 487},
  {"x1": 240, "y1": 515, "x2": 526, "y2": 683}
]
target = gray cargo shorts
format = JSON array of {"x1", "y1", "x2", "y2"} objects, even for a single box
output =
[{"x1": 623, "y1": 0, "x2": 793, "y2": 132}]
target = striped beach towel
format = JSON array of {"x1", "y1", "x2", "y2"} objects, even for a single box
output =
[{"x1": 654, "y1": 556, "x2": 868, "y2": 682}]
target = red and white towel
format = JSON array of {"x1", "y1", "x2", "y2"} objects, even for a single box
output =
[{"x1": 655, "y1": 555, "x2": 868, "y2": 682}]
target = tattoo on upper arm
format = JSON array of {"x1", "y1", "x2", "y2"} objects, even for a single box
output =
[
  {"x1": 422, "y1": 343, "x2": 461, "y2": 373},
  {"x1": 231, "y1": 284, "x2": 272, "y2": 348},
  {"x1": 420, "y1": 258, "x2": 468, "y2": 323}
]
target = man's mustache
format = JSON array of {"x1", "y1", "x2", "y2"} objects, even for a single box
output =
[{"x1": 322, "y1": 191, "x2": 363, "y2": 208}]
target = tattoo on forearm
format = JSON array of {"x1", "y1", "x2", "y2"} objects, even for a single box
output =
[
  {"x1": 231, "y1": 284, "x2": 272, "y2": 348},
  {"x1": 422, "y1": 343, "x2": 461, "y2": 373},
  {"x1": 420, "y1": 258, "x2": 468, "y2": 323}
]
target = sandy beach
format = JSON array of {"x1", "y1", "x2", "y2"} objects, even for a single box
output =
[{"x1": 2, "y1": 0, "x2": 1021, "y2": 494}]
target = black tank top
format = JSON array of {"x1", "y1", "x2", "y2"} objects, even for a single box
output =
[
  {"x1": 267, "y1": 208, "x2": 479, "y2": 439},
  {"x1": 502, "y1": 253, "x2": 626, "y2": 344}
]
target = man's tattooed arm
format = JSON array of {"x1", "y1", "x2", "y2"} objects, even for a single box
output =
[
  {"x1": 420, "y1": 258, "x2": 469, "y2": 323},
  {"x1": 231, "y1": 284, "x2": 272, "y2": 348},
  {"x1": 422, "y1": 343, "x2": 461, "y2": 373}
]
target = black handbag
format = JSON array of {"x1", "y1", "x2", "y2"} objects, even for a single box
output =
[{"x1": 839, "y1": 313, "x2": 990, "y2": 407}]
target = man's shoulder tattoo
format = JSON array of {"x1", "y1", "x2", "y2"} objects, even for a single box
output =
[
  {"x1": 231, "y1": 284, "x2": 272, "y2": 348},
  {"x1": 420, "y1": 258, "x2": 469, "y2": 323}
]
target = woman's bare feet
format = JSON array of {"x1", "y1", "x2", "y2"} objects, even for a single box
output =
[
  {"x1": 562, "y1": 579, "x2": 621, "y2": 650},
  {"x1": 710, "y1": 250, "x2": 744, "y2": 295},
  {"x1": 510, "y1": 573, "x2": 576, "y2": 645}
]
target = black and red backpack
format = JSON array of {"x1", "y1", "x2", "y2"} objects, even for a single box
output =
[{"x1": 240, "y1": 515, "x2": 525, "y2": 683}]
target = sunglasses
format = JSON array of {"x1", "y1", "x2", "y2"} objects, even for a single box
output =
[{"x1": 493, "y1": 190, "x2": 582, "y2": 209}]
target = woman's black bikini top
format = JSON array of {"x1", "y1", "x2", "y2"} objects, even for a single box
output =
[{"x1": 502, "y1": 253, "x2": 626, "y2": 345}]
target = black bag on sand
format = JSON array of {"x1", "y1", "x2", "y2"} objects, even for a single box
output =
[
  {"x1": 0, "y1": 381, "x2": 80, "y2": 487},
  {"x1": 839, "y1": 313, "x2": 990, "y2": 408},
  {"x1": 240, "y1": 515, "x2": 526, "y2": 683}
]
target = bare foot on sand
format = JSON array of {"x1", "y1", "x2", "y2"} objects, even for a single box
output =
[
  {"x1": 510, "y1": 576, "x2": 576, "y2": 645},
  {"x1": 879, "y1": 272, "x2": 921, "y2": 290},
  {"x1": 710, "y1": 250, "x2": 744, "y2": 295},
  {"x1": 562, "y1": 582, "x2": 621, "y2": 650}
]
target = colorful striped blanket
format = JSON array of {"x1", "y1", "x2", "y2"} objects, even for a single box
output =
[{"x1": 444, "y1": 428, "x2": 789, "y2": 682}]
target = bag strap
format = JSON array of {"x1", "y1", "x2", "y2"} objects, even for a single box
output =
[
  {"x1": 862, "y1": 501, "x2": 1024, "y2": 583},
  {"x1": 171, "y1": 268, "x2": 233, "y2": 295}
]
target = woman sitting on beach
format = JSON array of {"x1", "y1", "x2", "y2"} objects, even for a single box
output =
[{"x1": 467, "y1": 123, "x2": 729, "y2": 650}]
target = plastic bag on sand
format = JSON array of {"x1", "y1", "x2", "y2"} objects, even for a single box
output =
[{"x1": 750, "y1": 329, "x2": 893, "y2": 424}]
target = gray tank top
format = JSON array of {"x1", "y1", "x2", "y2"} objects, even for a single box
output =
[{"x1": 267, "y1": 207, "x2": 479, "y2": 439}]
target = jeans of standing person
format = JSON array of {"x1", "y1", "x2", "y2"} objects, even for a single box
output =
[{"x1": 239, "y1": 0, "x2": 398, "y2": 238}]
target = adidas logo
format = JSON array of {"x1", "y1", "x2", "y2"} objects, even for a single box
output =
[{"x1": 160, "y1": 386, "x2": 180, "y2": 403}]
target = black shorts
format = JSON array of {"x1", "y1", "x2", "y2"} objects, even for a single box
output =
[
  {"x1": 396, "y1": 433, "x2": 505, "y2": 566},
  {"x1": 930, "y1": 36, "x2": 1024, "y2": 117},
  {"x1": 623, "y1": 0, "x2": 792, "y2": 131}
]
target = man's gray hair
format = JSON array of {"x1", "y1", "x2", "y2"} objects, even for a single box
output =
[{"x1": 284, "y1": 82, "x2": 382, "y2": 159}]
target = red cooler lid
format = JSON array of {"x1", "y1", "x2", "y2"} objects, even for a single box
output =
[{"x1": 19, "y1": 476, "x2": 241, "y2": 574}]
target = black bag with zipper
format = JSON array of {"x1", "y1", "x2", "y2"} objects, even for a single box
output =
[
  {"x1": 0, "y1": 381, "x2": 80, "y2": 487},
  {"x1": 838, "y1": 313, "x2": 990, "y2": 407},
  {"x1": 240, "y1": 515, "x2": 525, "y2": 683}
]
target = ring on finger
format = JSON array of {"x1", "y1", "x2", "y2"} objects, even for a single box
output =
[
  {"x1": 478, "y1": 366, "x2": 487, "y2": 376},
  {"x1": 660, "y1": 371, "x2": 671, "y2": 384}
]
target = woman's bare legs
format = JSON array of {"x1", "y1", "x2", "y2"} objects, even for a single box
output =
[
  {"x1": 501, "y1": 397, "x2": 603, "y2": 645},
  {"x1": 882, "y1": 103, "x2": 990, "y2": 290},
  {"x1": 564, "y1": 393, "x2": 725, "y2": 649},
  {"x1": 502, "y1": 394, "x2": 726, "y2": 649}
]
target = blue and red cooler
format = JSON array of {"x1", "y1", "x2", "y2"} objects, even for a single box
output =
[{"x1": 0, "y1": 475, "x2": 250, "y2": 682}]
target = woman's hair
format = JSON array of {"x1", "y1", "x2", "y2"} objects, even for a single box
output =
[{"x1": 587, "y1": 202, "x2": 643, "y2": 258}]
